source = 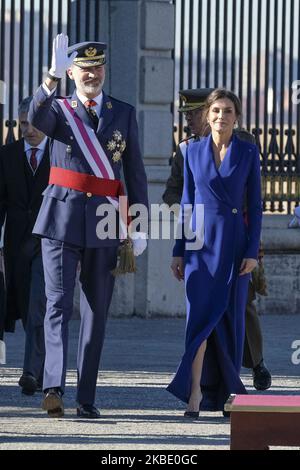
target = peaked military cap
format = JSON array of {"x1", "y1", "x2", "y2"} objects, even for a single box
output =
[
  {"x1": 68, "y1": 41, "x2": 107, "y2": 67},
  {"x1": 178, "y1": 88, "x2": 215, "y2": 112}
]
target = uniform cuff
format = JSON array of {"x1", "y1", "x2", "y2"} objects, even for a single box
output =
[{"x1": 42, "y1": 83, "x2": 56, "y2": 96}]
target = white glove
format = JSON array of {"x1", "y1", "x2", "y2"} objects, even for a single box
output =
[
  {"x1": 49, "y1": 33, "x2": 78, "y2": 78},
  {"x1": 295, "y1": 206, "x2": 300, "y2": 218},
  {"x1": 130, "y1": 232, "x2": 147, "y2": 256},
  {"x1": 288, "y1": 206, "x2": 300, "y2": 228},
  {"x1": 288, "y1": 216, "x2": 300, "y2": 228}
]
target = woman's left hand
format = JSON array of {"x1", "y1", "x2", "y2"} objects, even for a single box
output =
[{"x1": 239, "y1": 258, "x2": 257, "y2": 275}]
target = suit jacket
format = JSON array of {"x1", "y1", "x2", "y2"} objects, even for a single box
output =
[
  {"x1": 28, "y1": 87, "x2": 148, "y2": 247},
  {"x1": 173, "y1": 134, "x2": 262, "y2": 260},
  {"x1": 0, "y1": 139, "x2": 50, "y2": 331}
]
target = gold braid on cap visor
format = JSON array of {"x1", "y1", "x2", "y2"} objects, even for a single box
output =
[
  {"x1": 178, "y1": 102, "x2": 206, "y2": 112},
  {"x1": 73, "y1": 54, "x2": 106, "y2": 66}
]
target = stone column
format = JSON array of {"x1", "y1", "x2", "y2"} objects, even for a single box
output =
[
  {"x1": 257, "y1": 215, "x2": 300, "y2": 315},
  {"x1": 107, "y1": 0, "x2": 185, "y2": 317},
  {"x1": 72, "y1": 1, "x2": 184, "y2": 317}
]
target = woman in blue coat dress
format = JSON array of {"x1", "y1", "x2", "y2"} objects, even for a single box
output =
[{"x1": 168, "y1": 89, "x2": 262, "y2": 416}]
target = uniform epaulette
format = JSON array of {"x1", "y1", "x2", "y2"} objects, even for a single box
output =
[
  {"x1": 234, "y1": 128, "x2": 256, "y2": 145},
  {"x1": 235, "y1": 128, "x2": 254, "y2": 138},
  {"x1": 235, "y1": 128, "x2": 256, "y2": 144}
]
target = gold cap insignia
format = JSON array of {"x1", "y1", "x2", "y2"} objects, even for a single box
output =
[
  {"x1": 106, "y1": 101, "x2": 112, "y2": 109},
  {"x1": 85, "y1": 47, "x2": 97, "y2": 57},
  {"x1": 71, "y1": 100, "x2": 78, "y2": 108}
]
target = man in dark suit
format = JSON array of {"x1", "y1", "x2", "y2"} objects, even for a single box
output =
[
  {"x1": 0, "y1": 96, "x2": 50, "y2": 394},
  {"x1": 28, "y1": 34, "x2": 148, "y2": 418}
]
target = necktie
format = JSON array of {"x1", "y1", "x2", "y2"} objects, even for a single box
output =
[
  {"x1": 84, "y1": 99, "x2": 99, "y2": 128},
  {"x1": 29, "y1": 148, "x2": 38, "y2": 172}
]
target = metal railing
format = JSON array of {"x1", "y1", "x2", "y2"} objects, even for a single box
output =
[
  {"x1": 174, "y1": 0, "x2": 300, "y2": 213},
  {"x1": 0, "y1": 0, "x2": 102, "y2": 145},
  {"x1": 1, "y1": 0, "x2": 300, "y2": 213}
]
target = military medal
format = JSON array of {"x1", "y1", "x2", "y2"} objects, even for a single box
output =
[
  {"x1": 107, "y1": 140, "x2": 117, "y2": 151},
  {"x1": 112, "y1": 151, "x2": 122, "y2": 163},
  {"x1": 113, "y1": 130, "x2": 122, "y2": 141},
  {"x1": 107, "y1": 130, "x2": 126, "y2": 163}
]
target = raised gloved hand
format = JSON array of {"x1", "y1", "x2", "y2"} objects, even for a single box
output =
[
  {"x1": 49, "y1": 33, "x2": 78, "y2": 79},
  {"x1": 130, "y1": 232, "x2": 147, "y2": 256}
]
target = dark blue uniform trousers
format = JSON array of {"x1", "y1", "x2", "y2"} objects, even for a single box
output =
[
  {"x1": 23, "y1": 253, "x2": 46, "y2": 384},
  {"x1": 41, "y1": 238, "x2": 118, "y2": 405}
]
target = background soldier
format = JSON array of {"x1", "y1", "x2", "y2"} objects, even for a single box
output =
[{"x1": 163, "y1": 88, "x2": 271, "y2": 391}]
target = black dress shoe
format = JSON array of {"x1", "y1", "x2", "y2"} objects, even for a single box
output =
[
  {"x1": 18, "y1": 374, "x2": 38, "y2": 395},
  {"x1": 77, "y1": 404, "x2": 101, "y2": 419},
  {"x1": 253, "y1": 360, "x2": 272, "y2": 391},
  {"x1": 42, "y1": 388, "x2": 64, "y2": 417},
  {"x1": 184, "y1": 410, "x2": 199, "y2": 419},
  {"x1": 222, "y1": 410, "x2": 231, "y2": 418}
]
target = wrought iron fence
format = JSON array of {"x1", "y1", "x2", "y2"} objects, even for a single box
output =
[
  {"x1": 0, "y1": 0, "x2": 102, "y2": 145},
  {"x1": 1, "y1": 0, "x2": 300, "y2": 213},
  {"x1": 174, "y1": 0, "x2": 300, "y2": 213}
]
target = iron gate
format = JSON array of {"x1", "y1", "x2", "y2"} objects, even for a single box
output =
[
  {"x1": 0, "y1": 0, "x2": 102, "y2": 145},
  {"x1": 174, "y1": 0, "x2": 300, "y2": 213},
  {"x1": 1, "y1": 0, "x2": 300, "y2": 213}
]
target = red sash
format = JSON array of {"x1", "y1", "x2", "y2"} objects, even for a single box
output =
[{"x1": 49, "y1": 167, "x2": 124, "y2": 197}]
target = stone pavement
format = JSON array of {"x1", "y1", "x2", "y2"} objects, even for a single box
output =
[{"x1": 0, "y1": 315, "x2": 299, "y2": 450}]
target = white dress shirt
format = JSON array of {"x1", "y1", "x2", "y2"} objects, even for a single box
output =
[
  {"x1": 42, "y1": 83, "x2": 103, "y2": 117},
  {"x1": 24, "y1": 137, "x2": 48, "y2": 173},
  {"x1": 42, "y1": 83, "x2": 104, "y2": 127},
  {"x1": 76, "y1": 90, "x2": 103, "y2": 119}
]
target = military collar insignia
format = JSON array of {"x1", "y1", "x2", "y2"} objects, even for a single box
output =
[
  {"x1": 106, "y1": 101, "x2": 112, "y2": 109},
  {"x1": 107, "y1": 130, "x2": 126, "y2": 163},
  {"x1": 71, "y1": 100, "x2": 78, "y2": 108}
]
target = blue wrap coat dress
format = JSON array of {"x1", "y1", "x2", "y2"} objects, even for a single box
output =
[{"x1": 167, "y1": 134, "x2": 262, "y2": 411}]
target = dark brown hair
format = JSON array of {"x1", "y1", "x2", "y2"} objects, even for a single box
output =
[
  {"x1": 18, "y1": 96, "x2": 33, "y2": 115},
  {"x1": 202, "y1": 88, "x2": 243, "y2": 131}
]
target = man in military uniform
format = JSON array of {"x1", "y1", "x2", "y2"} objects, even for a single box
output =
[
  {"x1": 163, "y1": 88, "x2": 213, "y2": 207},
  {"x1": 29, "y1": 34, "x2": 148, "y2": 418},
  {"x1": 163, "y1": 88, "x2": 271, "y2": 391}
]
